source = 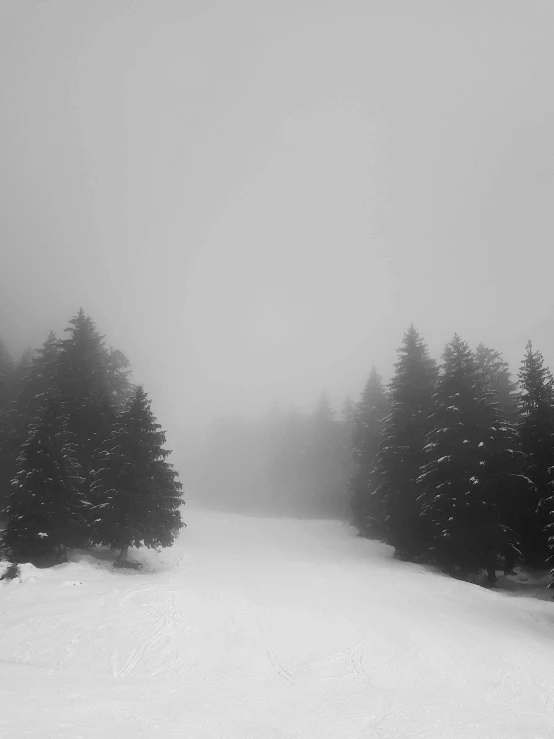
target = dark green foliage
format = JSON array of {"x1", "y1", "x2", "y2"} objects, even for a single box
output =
[
  {"x1": 475, "y1": 344, "x2": 519, "y2": 422},
  {"x1": 56, "y1": 310, "x2": 119, "y2": 482},
  {"x1": 0, "y1": 337, "x2": 16, "y2": 506},
  {"x1": 1, "y1": 389, "x2": 86, "y2": 564},
  {"x1": 90, "y1": 386, "x2": 184, "y2": 559},
  {"x1": 0, "y1": 334, "x2": 61, "y2": 507},
  {"x1": 349, "y1": 367, "x2": 388, "y2": 537},
  {"x1": 0, "y1": 562, "x2": 21, "y2": 581},
  {"x1": 0, "y1": 336, "x2": 15, "y2": 408},
  {"x1": 517, "y1": 341, "x2": 554, "y2": 567},
  {"x1": 106, "y1": 348, "x2": 135, "y2": 407},
  {"x1": 418, "y1": 335, "x2": 528, "y2": 579},
  {"x1": 15, "y1": 333, "x2": 60, "y2": 423},
  {"x1": 9, "y1": 347, "x2": 34, "y2": 402},
  {"x1": 376, "y1": 325, "x2": 438, "y2": 559}
]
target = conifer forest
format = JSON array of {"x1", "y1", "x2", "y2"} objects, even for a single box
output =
[
  {"x1": 4, "y1": 313, "x2": 554, "y2": 590},
  {"x1": 3, "y1": 4, "x2": 554, "y2": 735},
  {"x1": 0, "y1": 310, "x2": 183, "y2": 569}
]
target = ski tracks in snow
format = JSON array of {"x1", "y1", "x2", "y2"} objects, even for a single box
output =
[
  {"x1": 349, "y1": 634, "x2": 371, "y2": 676},
  {"x1": 111, "y1": 584, "x2": 181, "y2": 677},
  {"x1": 265, "y1": 647, "x2": 295, "y2": 682}
]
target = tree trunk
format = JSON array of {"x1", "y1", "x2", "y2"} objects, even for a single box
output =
[
  {"x1": 486, "y1": 567, "x2": 497, "y2": 586},
  {"x1": 117, "y1": 545, "x2": 129, "y2": 563}
]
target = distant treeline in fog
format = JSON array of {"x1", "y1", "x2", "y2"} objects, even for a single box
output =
[
  {"x1": 0, "y1": 310, "x2": 183, "y2": 572},
  {"x1": 192, "y1": 394, "x2": 355, "y2": 519},
  {"x1": 193, "y1": 325, "x2": 554, "y2": 587}
]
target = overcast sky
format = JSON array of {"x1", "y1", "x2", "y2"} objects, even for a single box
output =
[{"x1": 1, "y1": 0, "x2": 554, "y2": 444}]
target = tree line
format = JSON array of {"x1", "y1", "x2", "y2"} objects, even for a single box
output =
[
  {"x1": 0, "y1": 310, "x2": 183, "y2": 571},
  {"x1": 3, "y1": 311, "x2": 552, "y2": 587},
  {"x1": 193, "y1": 393, "x2": 354, "y2": 519},
  {"x1": 350, "y1": 326, "x2": 554, "y2": 585},
  {"x1": 193, "y1": 323, "x2": 554, "y2": 587}
]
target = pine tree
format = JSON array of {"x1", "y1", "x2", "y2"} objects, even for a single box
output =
[
  {"x1": 517, "y1": 341, "x2": 554, "y2": 567},
  {"x1": 309, "y1": 393, "x2": 344, "y2": 518},
  {"x1": 418, "y1": 335, "x2": 527, "y2": 580},
  {"x1": 56, "y1": 310, "x2": 118, "y2": 482},
  {"x1": 0, "y1": 334, "x2": 61, "y2": 508},
  {"x1": 90, "y1": 386, "x2": 184, "y2": 564},
  {"x1": 0, "y1": 336, "x2": 14, "y2": 409},
  {"x1": 341, "y1": 396, "x2": 356, "y2": 437},
  {"x1": 15, "y1": 332, "x2": 60, "y2": 422},
  {"x1": 338, "y1": 396, "x2": 356, "y2": 512},
  {"x1": 1, "y1": 389, "x2": 86, "y2": 564},
  {"x1": 376, "y1": 325, "x2": 438, "y2": 559},
  {"x1": 475, "y1": 344, "x2": 519, "y2": 422},
  {"x1": 0, "y1": 337, "x2": 15, "y2": 506},
  {"x1": 10, "y1": 348, "x2": 34, "y2": 401},
  {"x1": 106, "y1": 348, "x2": 134, "y2": 407},
  {"x1": 349, "y1": 367, "x2": 388, "y2": 537}
]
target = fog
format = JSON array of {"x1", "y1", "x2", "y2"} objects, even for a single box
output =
[{"x1": 1, "y1": 0, "x2": 554, "y2": 455}]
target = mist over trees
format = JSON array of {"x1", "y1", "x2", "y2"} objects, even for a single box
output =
[
  {"x1": 3, "y1": 311, "x2": 554, "y2": 588},
  {"x1": 0, "y1": 310, "x2": 184, "y2": 569},
  {"x1": 188, "y1": 323, "x2": 554, "y2": 588},
  {"x1": 345, "y1": 328, "x2": 554, "y2": 587},
  {"x1": 192, "y1": 397, "x2": 354, "y2": 519}
]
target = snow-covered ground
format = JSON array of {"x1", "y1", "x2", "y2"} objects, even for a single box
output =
[{"x1": 1, "y1": 506, "x2": 554, "y2": 738}]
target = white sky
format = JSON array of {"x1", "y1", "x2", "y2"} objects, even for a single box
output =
[{"x1": 1, "y1": 0, "x2": 554, "y2": 442}]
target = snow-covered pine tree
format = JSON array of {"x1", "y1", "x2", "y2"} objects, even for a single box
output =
[
  {"x1": 15, "y1": 332, "x2": 60, "y2": 423},
  {"x1": 349, "y1": 367, "x2": 388, "y2": 537},
  {"x1": 475, "y1": 344, "x2": 519, "y2": 422},
  {"x1": 106, "y1": 348, "x2": 135, "y2": 407},
  {"x1": 9, "y1": 348, "x2": 34, "y2": 402},
  {"x1": 2, "y1": 332, "x2": 59, "y2": 458},
  {"x1": 0, "y1": 333, "x2": 61, "y2": 504},
  {"x1": 0, "y1": 337, "x2": 15, "y2": 506},
  {"x1": 418, "y1": 335, "x2": 527, "y2": 581},
  {"x1": 375, "y1": 325, "x2": 438, "y2": 559},
  {"x1": 0, "y1": 336, "x2": 14, "y2": 410},
  {"x1": 56, "y1": 310, "x2": 119, "y2": 484},
  {"x1": 90, "y1": 385, "x2": 184, "y2": 565},
  {"x1": 1, "y1": 388, "x2": 86, "y2": 564},
  {"x1": 517, "y1": 341, "x2": 554, "y2": 568}
]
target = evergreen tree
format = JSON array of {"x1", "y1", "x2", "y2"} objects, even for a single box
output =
[
  {"x1": 376, "y1": 325, "x2": 438, "y2": 559},
  {"x1": 0, "y1": 337, "x2": 15, "y2": 506},
  {"x1": 0, "y1": 334, "x2": 61, "y2": 507},
  {"x1": 91, "y1": 386, "x2": 184, "y2": 564},
  {"x1": 10, "y1": 348, "x2": 34, "y2": 401},
  {"x1": 1, "y1": 389, "x2": 86, "y2": 564},
  {"x1": 309, "y1": 393, "x2": 345, "y2": 517},
  {"x1": 15, "y1": 333, "x2": 60, "y2": 422},
  {"x1": 56, "y1": 310, "x2": 118, "y2": 482},
  {"x1": 349, "y1": 367, "x2": 388, "y2": 537},
  {"x1": 516, "y1": 341, "x2": 554, "y2": 567},
  {"x1": 475, "y1": 344, "x2": 519, "y2": 422},
  {"x1": 338, "y1": 396, "x2": 356, "y2": 511},
  {"x1": 0, "y1": 336, "x2": 14, "y2": 409},
  {"x1": 106, "y1": 348, "x2": 134, "y2": 407},
  {"x1": 340, "y1": 396, "x2": 356, "y2": 440},
  {"x1": 418, "y1": 335, "x2": 526, "y2": 580}
]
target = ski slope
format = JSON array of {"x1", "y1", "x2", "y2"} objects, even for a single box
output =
[{"x1": 1, "y1": 505, "x2": 554, "y2": 738}]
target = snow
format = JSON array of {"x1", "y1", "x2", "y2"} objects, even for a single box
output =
[{"x1": 2, "y1": 506, "x2": 554, "y2": 738}]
